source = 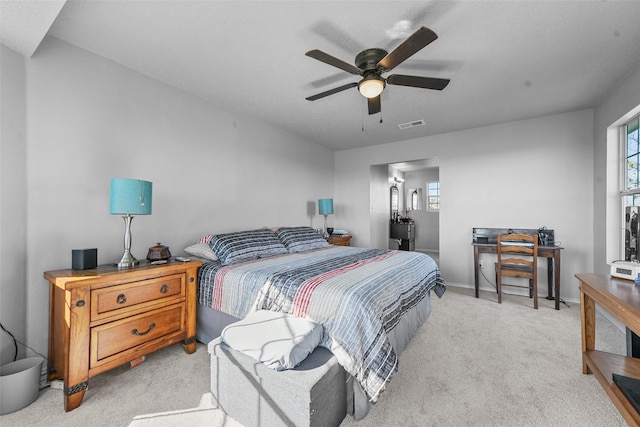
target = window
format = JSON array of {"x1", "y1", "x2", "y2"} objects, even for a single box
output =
[
  {"x1": 624, "y1": 116, "x2": 640, "y2": 206},
  {"x1": 609, "y1": 107, "x2": 640, "y2": 262},
  {"x1": 427, "y1": 181, "x2": 440, "y2": 212}
]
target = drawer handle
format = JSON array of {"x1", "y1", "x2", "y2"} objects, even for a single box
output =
[
  {"x1": 131, "y1": 323, "x2": 156, "y2": 337},
  {"x1": 160, "y1": 284, "x2": 168, "y2": 294},
  {"x1": 117, "y1": 294, "x2": 127, "y2": 304}
]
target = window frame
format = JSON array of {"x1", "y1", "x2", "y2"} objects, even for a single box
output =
[
  {"x1": 622, "y1": 115, "x2": 640, "y2": 206},
  {"x1": 620, "y1": 115, "x2": 640, "y2": 261},
  {"x1": 426, "y1": 181, "x2": 440, "y2": 212},
  {"x1": 606, "y1": 104, "x2": 640, "y2": 264}
]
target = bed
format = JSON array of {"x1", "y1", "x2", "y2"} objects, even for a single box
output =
[{"x1": 188, "y1": 227, "x2": 445, "y2": 420}]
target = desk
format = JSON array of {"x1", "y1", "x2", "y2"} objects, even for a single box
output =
[
  {"x1": 576, "y1": 273, "x2": 640, "y2": 426},
  {"x1": 472, "y1": 243, "x2": 563, "y2": 310}
]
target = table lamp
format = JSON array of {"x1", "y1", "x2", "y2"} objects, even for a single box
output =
[
  {"x1": 318, "y1": 198, "x2": 334, "y2": 239},
  {"x1": 110, "y1": 178, "x2": 152, "y2": 268}
]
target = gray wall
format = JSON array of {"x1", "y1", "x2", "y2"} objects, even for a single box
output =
[
  {"x1": 336, "y1": 109, "x2": 595, "y2": 302},
  {"x1": 1, "y1": 44, "x2": 27, "y2": 363},
  {"x1": 1, "y1": 37, "x2": 335, "y2": 364},
  {"x1": 368, "y1": 164, "x2": 389, "y2": 250}
]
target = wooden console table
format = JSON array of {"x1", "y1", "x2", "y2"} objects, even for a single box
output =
[
  {"x1": 44, "y1": 260, "x2": 201, "y2": 411},
  {"x1": 576, "y1": 273, "x2": 640, "y2": 425}
]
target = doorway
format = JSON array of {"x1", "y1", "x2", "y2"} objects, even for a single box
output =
[{"x1": 369, "y1": 159, "x2": 440, "y2": 261}]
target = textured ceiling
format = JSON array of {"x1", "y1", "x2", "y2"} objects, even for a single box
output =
[{"x1": 3, "y1": 1, "x2": 640, "y2": 151}]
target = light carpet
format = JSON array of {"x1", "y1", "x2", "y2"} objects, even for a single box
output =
[
  {"x1": 128, "y1": 392, "x2": 241, "y2": 427},
  {"x1": 1, "y1": 286, "x2": 628, "y2": 426}
]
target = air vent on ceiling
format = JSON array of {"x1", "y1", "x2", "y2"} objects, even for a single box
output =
[{"x1": 397, "y1": 119, "x2": 425, "y2": 130}]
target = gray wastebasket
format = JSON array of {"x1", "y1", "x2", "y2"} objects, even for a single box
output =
[{"x1": 0, "y1": 357, "x2": 43, "y2": 414}]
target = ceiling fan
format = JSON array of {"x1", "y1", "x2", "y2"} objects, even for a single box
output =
[{"x1": 305, "y1": 26, "x2": 450, "y2": 115}]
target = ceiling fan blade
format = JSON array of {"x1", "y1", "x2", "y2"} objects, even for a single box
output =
[
  {"x1": 311, "y1": 20, "x2": 366, "y2": 55},
  {"x1": 368, "y1": 95, "x2": 381, "y2": 115},
  {"x1": 306, "y1": 82, "x2": 358, "y2": 101},
  {"x1": 306, "y1": 49, "x2": 363, "y2": 75},
  {"x1": 377, "y1": 26, "x2": 438, "y2": 72},
  {"x1": 387, "y1": 74, "x2": 450, "y2": 90},
  {"x1": 309, "y1": 72, "x2": 352, "y2": 89}
]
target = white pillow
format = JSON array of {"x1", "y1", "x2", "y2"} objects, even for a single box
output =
[
  {"x1": 221, "y1": 310, "x2": 323, "y2": 371},
  {"x1": 184, "y1": 243, "x2": 218, "y2": 261}
]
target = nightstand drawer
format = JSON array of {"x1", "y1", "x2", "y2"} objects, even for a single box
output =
[
  {"x1": 91, "y1": 303, "x2": 185, "y2": 367},
  {"x1": 92, "y1": 274, "x2": 184, "y2": 320}
]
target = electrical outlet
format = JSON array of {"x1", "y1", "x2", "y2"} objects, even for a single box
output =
[{"x1": 479, "y1": 259, "x2": 484, "y2": 269}]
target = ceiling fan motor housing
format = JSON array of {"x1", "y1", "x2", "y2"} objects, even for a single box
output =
[{"x1": 355, "y1": 48, "x2": 388, "y2": 73}]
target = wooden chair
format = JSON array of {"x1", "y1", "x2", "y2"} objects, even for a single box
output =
[{"x1": 496, "y1": 233, "x2": 538, "y2": 309}]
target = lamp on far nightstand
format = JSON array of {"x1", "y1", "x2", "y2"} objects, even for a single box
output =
[
  {"x1": 318, "y1": 198, "x2": 334, "y2": 239},
  {"x1": 110, "y1": 178, "x2": 152, "y2": 268}
]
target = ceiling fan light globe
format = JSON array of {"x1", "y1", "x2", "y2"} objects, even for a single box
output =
[{"x1": 358, "y1": 77, "x2": 385, "y2": 98}]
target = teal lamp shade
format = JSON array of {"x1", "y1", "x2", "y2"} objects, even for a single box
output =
[
  {"x1": 110, "y1": 178, "x2": 152, "y2": 268},
  {"x1": 318, "y1": 199, "x2": 334, "y2": 215},
  {"x1": 110, "y1": 178, "x2": 152, "y2": 215}
]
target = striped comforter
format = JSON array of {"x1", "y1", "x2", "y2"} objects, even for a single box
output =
[{"x1": 197, "y1": 246, "x2": 445, "y2": 402}]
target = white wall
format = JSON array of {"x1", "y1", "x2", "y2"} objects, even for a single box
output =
[
  {"x1": 20, "y1": 37, "x2": 334, "y2": 358},
  {"x1": 594, "y1": 63, "x2": 640, "y2": 274},
  {"x1": 0, "y1": 44, "x2": 27, "y2": 364},
  {"x1": 368, "y1": 164, "x2": 389, "y2": 249},
  {"x1": 336, "y1": 109, "x2": 594, "y2": 302}
]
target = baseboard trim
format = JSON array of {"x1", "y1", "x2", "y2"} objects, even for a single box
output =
[{"x1": 446, "y1": 282, "x2": 580, "y2": 305}]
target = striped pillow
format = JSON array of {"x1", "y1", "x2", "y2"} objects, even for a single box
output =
[
  {"x1": 275, "y1": 226, "x2": 329, "y2": 253},
  {"x1": 209, "y1": 229, "x2": 288, "y2": 264}
]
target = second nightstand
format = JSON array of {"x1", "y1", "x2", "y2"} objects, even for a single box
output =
[{"x1": 328, "y1": 235, "x2": 351, "y2": 246}]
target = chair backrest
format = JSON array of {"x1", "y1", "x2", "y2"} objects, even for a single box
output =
[{"x1": 497, "y1": 233, "x2": 538, "y2": 276}]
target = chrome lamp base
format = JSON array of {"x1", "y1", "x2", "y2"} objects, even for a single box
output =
[
  {"x1": 117, "y1": 214, "x2": 140, "y2": 268},
  {"x1": 323, "y1": 215, "x2": 330, "y2": 239},
  {"x1": 117, "y1": 250, "x2": 139, "y2": 268}
]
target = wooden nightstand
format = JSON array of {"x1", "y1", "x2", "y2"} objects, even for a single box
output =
[
  {"x1": 44, "y1": 259, "x2": 202, "y2": 411},
  {"x1": 328, "y1": 235, "x2": 351, "y2": 246}
]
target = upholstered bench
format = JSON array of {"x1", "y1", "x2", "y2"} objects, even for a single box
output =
[{"x1": 208, "y1": 337, "x2": 347, "y2": 427}]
